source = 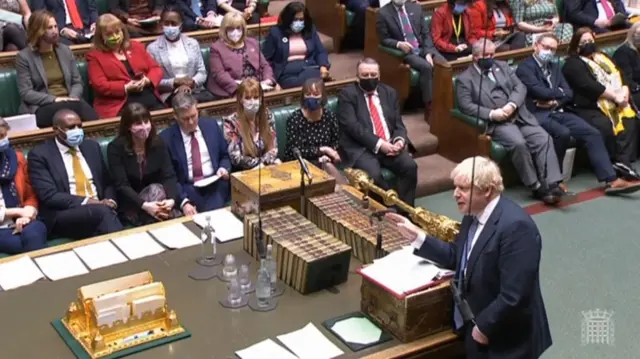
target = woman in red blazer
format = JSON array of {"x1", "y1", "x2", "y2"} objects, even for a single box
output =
[
  {"x1": 0, "y1": 119, "x2": 47, "y2": 254},
  {"x1": 467, "y1": 0, "x2": 526, "y2": 51},
  {"x1": 431, "y1": 0, "x2": 477, "y2": 61},
  {"x1": 86, "y1": 14, "x2": 165, "y2": 119}
]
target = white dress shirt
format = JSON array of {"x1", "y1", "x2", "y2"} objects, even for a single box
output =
[
  {"x1": 55, "y1": 139, "x2": 98, "y2": 202},
  {"x1": 167, "y1": 39, "x2": 189, "y2": 78},
  {"x1": 412, "y1": 195, "x2": 501, "y2": 273},
  {"x1": 363, "y1": 91, "x2": 393, "y2": 153},
  {"x1": 180, "y1": 125, "x2": 214, "y2": 181}
]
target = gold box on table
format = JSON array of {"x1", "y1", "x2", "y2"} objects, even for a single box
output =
[
  {"x1": 243, "y1": 206, "x2": 352, "y2": 294},
  {"x1": 360, "y1": 278, "x2": 453, "y2": 343},
  {"x1": 231, "y1": 160, "x2": 335, "y2": 217},
  {"x1": 61, "y1": 271, "x2": 186, "y2": 358}
]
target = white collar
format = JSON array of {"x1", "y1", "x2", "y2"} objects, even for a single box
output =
[
  {"x1": 180, "y1": 125, "x2": 199, "y2": 138},
  {"x1": 55, "y1": 138, "x2": 77, "y2": 153},
  {"x1": 475, "y1": 195, "x2": 500, "y2": 225}
]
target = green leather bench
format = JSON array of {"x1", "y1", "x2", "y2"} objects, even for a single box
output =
[{"x1": 449, "y1": 45, "x2": 621, "y2": 163}]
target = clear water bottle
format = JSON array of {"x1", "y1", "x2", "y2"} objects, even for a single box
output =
[
  {"x1": 256, "y1": 258, "x2": 271, "y2": 307},
  {"x1": 222, "y1": 254, "x2": 238, "y2": 279},
  {"x1": 266, "y1": 245, "x2": 277, "y2": 293},
  {"x1": 238, "y1": 264, "x2": 252, "y2": 292},
  {"x1": 227, "y1": 277, "x2": 243, "y2": 306},
  {"x1": 200, "y1": 215, "x2": 216, "y2": 261}
]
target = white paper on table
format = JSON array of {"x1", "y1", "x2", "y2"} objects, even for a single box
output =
[
  {"x1": 0, "y1": 256, "x2": 44, "y2": 290},
  {"x1": 73, "y1": 241, "x2": 128, "y2": 270},
  {"x1": 34, "y1": 251, "x2": 89, "y2": 281},
  {"x1": 236, "y1": 339, "x2": 299, "y2": 359},
  {"x1": 148, "y1": 224, "x2": 202, "y2": 249},
  {"x1": 193, "y1": 208, "x2": 244, "y2": 242},
  {"x1": 277, "y1": 323, "x2": 343, "y2": 359},
  {"x1": 111, "y1": 232, "x2": 166, "y2": 260},
  {"x1": 194, "y1": 175, "x2": 220, "y2": 188}
]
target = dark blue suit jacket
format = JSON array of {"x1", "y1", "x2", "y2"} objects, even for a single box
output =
[
  {"x1": 160, "y1": 119, "x2": 231, "y2": 203},
  {"x1": 175, "y1": 0, "x2": 218, "y2": 31},
  {"x1": 31, "y1": 0, "x2": 97, "y2": 31},
  {"x1": 27, "y1": 139, "x2": 116, "y2": 222},
  {"x1": 262, "y1": 25, "x2": 330, "y2": 80},
  {"x1": 415, "y1": 196, "x2": 552, "y2": 359},
  {"x1": 516, "y1": 56, "x2": 574, "y2": 121},
  {"x1": 564, "y1": 0, "x2": 627, "y2": 29}
]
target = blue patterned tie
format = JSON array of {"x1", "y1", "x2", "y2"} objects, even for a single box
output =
[
  {"x1": 398, "y1": 7, "x2": 419, "y2": 49},
  {"x1": 454, "y1": 217, "x2": 479, "y2": 330}
]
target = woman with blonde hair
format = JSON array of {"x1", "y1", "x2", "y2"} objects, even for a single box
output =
[
  {"x1": 86, "y1": 13, "x2": 165, "y2": 118},
  {"x1": 613, "y1": 22, "x2": 640, "y2": 111},
  {"x1": 16, "y1": 10, "x2": 97, "y2": 127},
  {"x1": 207, "y1": 12, "x2": 275, "y2": 99},
  {"x1": 223, "y1": 77, "x2": 280, "y2": 170}
]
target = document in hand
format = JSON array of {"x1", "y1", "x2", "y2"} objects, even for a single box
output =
[
  {"x1": 193, "y1": 209, "x2": 244, "y2": 242},
  {"x1": 193, "y1": 175, "x2": 220, "y2": 188},
  {"x1": 358, "y1": 246, "x2": 453, "y2": 299}
]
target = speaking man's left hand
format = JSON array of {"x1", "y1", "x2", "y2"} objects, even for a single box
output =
[{"x1": 472, "y1": 326, "x2": 488, "y2": 344}]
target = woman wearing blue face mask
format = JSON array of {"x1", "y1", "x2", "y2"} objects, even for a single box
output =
[
  {"x1": 223, "y1": 78, "x2": 281, "y2": 170},
  {"x1": 284, "y1": 78, "x2": 340, "y2": 167},
  {"x1": 147, "y1": 7, "x2": 214, "y2": 104},
  {"x1": 431, "y1": 0, "x2": 475, "y2": 61},
  {"x1": 263, "y1": 1, "x2": 331, "y2": 89},
  {"x1": 0, "y1": 118, "x2": 47, "y2": 254}
]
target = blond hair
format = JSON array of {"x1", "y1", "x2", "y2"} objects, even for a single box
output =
[
  {"x1": 450, "y1": 156, "x2": 504, "y2": 193},
  {"x1": 625, "y1": 22, "x2": 640, "y2": 51},
  {"x1": 236, "y1": 78, "x2": 274, "y2": 157},
  {"x1": 93, "y1": 13, "x2": 131, "y2": 51},
  {"x1": 220, "y1": 12, "x2": 247, "y2": 44},
  {"x1": 27, "y1": 10, "x2": 55, "y2": 50}
]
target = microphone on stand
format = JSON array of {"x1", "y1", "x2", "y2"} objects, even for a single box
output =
[{"x1": 293, "y1": 147, "x2": 312, "y2": 182}]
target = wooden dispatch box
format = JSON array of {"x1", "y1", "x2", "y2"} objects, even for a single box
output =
[
  {"x1": 231, "y1": 160, "x2": 335, "y2": 217},
  {"x1": 243, "y1": 206, "x2": 352, "y2": 294},
  {"x1": 360, "y1": 277, "x2": 453, "y2": 343}
]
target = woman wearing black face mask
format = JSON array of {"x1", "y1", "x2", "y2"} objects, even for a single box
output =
[
  {"x1": 16, "y1": 10, "x2": 98, "y2": 128},
  {"x1": 563, "y1": 27, "x2": 640, "y2": 179},
  {"x1": 284, "y1": 78, "x2": 344, "y2": 180}
]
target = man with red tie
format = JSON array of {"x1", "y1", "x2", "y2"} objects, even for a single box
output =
[
  {"x1": 565, "y1": 0, "x2": 629, "y2": 33},
  {"x1": 160, "y1": 93, "x2": 231, "y2": 216},
  {"x1": 32, "y1": 0, "x2": 97, "y2": 44},
  {"x1": 337, "y1": 58, "x2": 418, "y2": 206}
]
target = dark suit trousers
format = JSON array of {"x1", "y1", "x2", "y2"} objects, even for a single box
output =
[
  {"x1": 35, "y1": 100, "x2": 99, "y2": 128},
  {"x1": 184, "y1": 179, "x2": 231, "y2": 212},
  {"x1": 404, "y1": 54, "x2": 434, "y2": 104},
  {"x1": 0, "y1": 220, "x2": 47, "y2": 254},
  {"x1": 48, "y1": 204, "x2": 124, "y2": 240},
  {"x1": 571, "y1": 107, "x2": 636, "y2": 167},
  {"x1": 278, "y1": 60, "x2": 322, "y2": 89},
  {"x1": 352, "y1": 150, "x2": 417, "y2": 206},
  {"x1": 538, "y1": 111, "x2": 616, "y2": 182}
]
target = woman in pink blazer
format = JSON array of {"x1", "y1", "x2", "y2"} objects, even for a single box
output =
[{"x1": 207, "y1": 12, "x2": 276, "y2": 99}]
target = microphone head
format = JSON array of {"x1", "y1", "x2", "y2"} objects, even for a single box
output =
[{"x1": 292, "y1": 147, "x2": 301, "y2": 157}]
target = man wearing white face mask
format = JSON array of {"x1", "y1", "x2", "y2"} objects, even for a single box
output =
[
  {"x1": 376, "y1": 0, "x2": 445, "y2": 115},
  {"x1": 28, "y1": 109, "x2": 124, "y2": 240},
  {"x1": 516, "y1": 33, "x2": 640, "y2": 194},
  {"x1": 208, "y1": 12, "x2": 276, "y2": 99},
  {"x1": 148, "y1": 7, "x2": 214, "y2": 104}
]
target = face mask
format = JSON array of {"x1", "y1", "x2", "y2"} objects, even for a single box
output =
[
  {"x1": 243, "y1": 99, "x2": 261, "y2": 115},
  {"x1": 392, "y1": 0, "x2": 407, "y2": 5},
  {"x1": 579, "y1": 42, "x2": 596, "y2": 57},
  {"x1": 227, "y1": 29, "x2": 243, "y2": 43},
  {"x1": 163, "y1": 26, "x2": 181, "y2": 41},
  {"x1": 359, "y1": 77, "x2": 379, "y2": 93},
  {"x1": 537, "y1": 49, "x2": 554, "y2": 63},
  {"x1": 0, "y1": 138, "x2": 9, "y2": 152},
  {"x1": 303, "y1": 97, "x2": 322, "y2": 111},
  {"x1": 64, "y1": 128, "x2": 84, "y2": 147},
  {"x1": 453, "y1": 4, "x2": 467, "y2": 15},
  {"x1": 43, "y1": 30, "x2": 59, "y2": 44},
  {"x1": 105, "y1": 32, "x2": 123, "y2": 47},
  {"x1": 291, "y1": 20, "x2": 305, "y2": 33},
  {"x1": 477, "y1": 57, "x2": 494, "y2": 71},
  {"x1": 131, "y1": 122, "x2": 152, "y2": 140}
]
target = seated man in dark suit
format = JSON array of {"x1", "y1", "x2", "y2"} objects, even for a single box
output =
[
  {"x1": 376, "y1": 0, "x2": 445, "y2": 115},
  {"x1": 160, "y1": 92, "x2": 231, "y2": 216},
  {"x1": 32, "y1": 0, "x2": 97, "y2": 44},
  {"x1": 27, "y1": 109, "x2": 123, "y2": 240},
  {"x1": 517, "y1": 33, "x2": 640, "y2": 195},
  {"x1": 342, "y1": 0, "x2": 379, "y2": 49},
  {"x1": 564, "y1": 0, "x2": 629, "y2": 33},
  {"x1": 337, "y1": 57, "x2": 417, "y2": 206},
  {"x1": 387, "y1": 157, "x2": 552, "y2": 359},
  {"x1": 456, "y1": 38, "x2": 573, "y2": 205}
]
